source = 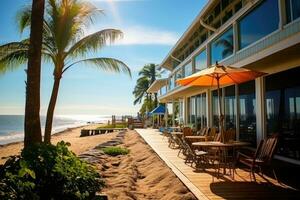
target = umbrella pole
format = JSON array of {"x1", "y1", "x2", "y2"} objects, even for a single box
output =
[{"x1": 217, "y1": 76, "x2": 224, "y2": 143}]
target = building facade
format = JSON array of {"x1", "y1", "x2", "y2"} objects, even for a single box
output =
[{"x1": 148, "y1": 0, "x2": 300, "y2": 164}]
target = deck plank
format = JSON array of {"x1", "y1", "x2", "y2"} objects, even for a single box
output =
[{"x1": 136, "y1": 129, "x2": 300, "y2": 200}]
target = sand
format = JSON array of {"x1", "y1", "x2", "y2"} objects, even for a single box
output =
[
  {"x1": 0, "y1": 124, "x2": 118, "y2": 164},
  {"x1": 0, "y1": 127, "x2": 196, "y2": 199},
  {"x1": 94, "y1": 130, "x2": 196, "y2": 200}
]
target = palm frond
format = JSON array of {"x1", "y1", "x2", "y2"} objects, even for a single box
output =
[
  {"x1": 63, "y1": 57, "x2": 131, "y2": 78},
  {"x1": 0, "y1": 50, "x2": 28, "y2": 74},
  {"x1": 66, "y1": 29, "x2": 122, "y2": 59},
  {"x1": 16, "y1": 6, "x2": 31, "y2": 33}
]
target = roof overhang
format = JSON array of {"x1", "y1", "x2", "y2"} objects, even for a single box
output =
[
  {"x1": 147, "y1": 79, "x2": 168, "y2": 93},
  {"x1": 160, "y1": 0, "x2": 217, "y2": 70}
]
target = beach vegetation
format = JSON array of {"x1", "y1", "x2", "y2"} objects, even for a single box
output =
[
  {"x1": 97, "y1": 124, "x2": 127, "y2": 129},
  {"x1": 0, "y1": 141, "x2": 104, "y2": 199},
  {"x1": 0, "y1": 0, "x2": 131, "y2": 144},
  {"x1": 102, "y1": 146, "x2": 130, "y2": 156}
]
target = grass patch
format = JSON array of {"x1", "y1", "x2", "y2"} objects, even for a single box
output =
[
  {"x1": 97, "y1": 124, "x2": 127, "y2": 129},
  {"x1": 102, "y1": 147, "x2": 130, "y2": 156}
]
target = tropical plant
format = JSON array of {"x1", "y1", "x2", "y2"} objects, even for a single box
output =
[
  {"x1": 132, "y1": 77, "x2": 150, "y2": 105},
  {"x1": 101, "y1": 146, "x2": 129, "y2": 156},
  {"x1": 0, "y1": 0, "x2": 131, "y2": 143},
  {"x1": 0, "y1": 141, "x2": 104, "y2": 199},
  {"x1": 132, "y1": 63, "x2": 160, "y2": 113},
  {"x1": 24, "y1": 0, "x2": 45, "y2": 148}
]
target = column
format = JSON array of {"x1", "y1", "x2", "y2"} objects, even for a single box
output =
[
  {"x1": 255, "y1": 77, "x2": 266, "y2": 145},
  {"x1": 172, "y1": 100, "x2": 175, "y2": 126},
  {"x1": 235, "y1": 84, "x2": 240, "y2": 140},
  {"x1": 206, "y1": 89, "x2": 212, "y2": 127},
  {"x1": 233, "y1": 21, "x2": 239, "y2": 54},
  {"x1": 278, "y1": 0, "x2": 287, "y2": 30}
]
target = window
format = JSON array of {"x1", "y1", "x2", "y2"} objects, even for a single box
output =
[
  {"x1": 184, "y1": 62, "x2": 193, "y2": 77},
  {"x1": 196, "y1": 93, "x2": 207, "y2": 130},
  {"x1": 194, "y1": 49, "x2": 207, "y2": 72},
  {"x1": 265, "y1": 67, "x2": 300, "y2": 160},
  {"x1": 286, "y1": 0, "x2": 300, "y2": 23},
  {"x1": 175, "y1": 69, "x2": 183, "y2": 87},
  {"x1": 211, "y1": 27, "x2": 233, "y2": 64},
  {"x1": 169, "y1": 75, "x2": 175, "y2": 90},
  {"x1": 239, "y1": 80, "x2": 256, "y2": 146},
  {"x1": 238, "y1": 0, "x2": 279, "y2": 49},
  {"x1": 188, "y1": 97, "x2": 196, "y2": 125},
  {"x1": 224, "y1": 85, "x2": 236, "y2": 129}
]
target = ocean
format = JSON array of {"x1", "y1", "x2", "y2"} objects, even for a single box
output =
[{"x1": 0, "y1": 115, "x2": 112, "y2": 145}]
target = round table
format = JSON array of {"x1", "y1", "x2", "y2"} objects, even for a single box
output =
[{"x1": 192, "y1": 141, "x2": 250, "y2": 178}]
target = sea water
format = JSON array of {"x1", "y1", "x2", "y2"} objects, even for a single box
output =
[{"x1": 0, "y1": 115, "x2": 112, "y2": 145}]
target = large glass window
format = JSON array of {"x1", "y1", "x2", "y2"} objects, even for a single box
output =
[
  {"x1": 286, "y1": 0, "x2": 300, "y2": 24},
  {"x1": 175, "y1": 69, "x2": 183, "y2": 87},
  {"x1": 239, "y1": 81, "x2": 256, "y2": 146},
  {"x1": 238, "y1": 0, "x2": 279, "y2": 49},
  {"x1": 184, "y1": 62, "x2": 193, "y2": 77},
  {"x1": 196, "y1": 93, "x2": 207, "y2": 130},
  {"x1": 224, "y1": 85, "x2": 236, "y2": 130},
  {"x1": 195, "y1": 49, "x2": 207, "y2": 72},
  {"x1": 188, "y1": 97, "x2": 196, "y2": 125},
  {"x1": 169, "y1": 75, "x2": 175, "y2": 90},
  {"x1": 211, "y1": 27, "x2": 233, "y2": 64},
  {"x1": 265, "y1": 67, "x2": 300, "y2": 160}
]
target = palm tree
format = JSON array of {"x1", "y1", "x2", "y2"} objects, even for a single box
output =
[
  {"x1": 137, "y1": 63, "x2": 160, "y2": 107},
  {"x1": 24, "y1": 0, "x2": 45, "y2": 148},
  {"x1": 0, "y1": 0, "x2": 131, "y2": 143},
  {"x1": 133, "y1": 77, "x2": 150, "y2": 105}
]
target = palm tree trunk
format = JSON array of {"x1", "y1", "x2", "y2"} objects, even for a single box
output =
[
  {"x1": 154, "y1": 93, "x2": 158, "y2": 107},
  {"x1": 44, "y1": 75, "x2": 61, "y2": 143},
  {"x1": 24, "y1": 0, "x2": 45, "y2": 148}
]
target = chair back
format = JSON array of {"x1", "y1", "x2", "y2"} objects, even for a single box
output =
[
  {"x1": 214, "y1": 132, "x2": 221, "y2": 142},
  {"x1": 210, "y1": 127, "x2": 216, "y2": 137},
  {"x1": 255, "y1": 134, "x2": 279, "y2": 164},
  {"x1": 224, "y1": 128, "x2": 236, "y2": 142},
  {"x1": 183, "y1": 127, "x2": 193, "y2": 137},
  {"x1": 204, "y1": 127, "x2": 211, "y2": 136}
]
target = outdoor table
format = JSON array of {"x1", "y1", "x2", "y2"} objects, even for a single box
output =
[
  {"x1": 192, "y1": 141, "x2": 250, "y2": 178},
  {"x1": 171, "y1": 132, "x2": 183, "y2": 136},
  {"x1": 184, "y1": 135, "x2": 208, "y2": 146}
]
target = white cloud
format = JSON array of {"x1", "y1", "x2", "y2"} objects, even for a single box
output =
[
  {"x1": 116, "y1": 26, "x2": 179, "y2": 46},
  {"x1": 86, "y1": 25, "x2": 179, "y2": 46}
]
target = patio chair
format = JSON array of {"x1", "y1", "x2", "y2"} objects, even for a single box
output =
[
  {"x1": 183, "y1": 138, "x2": 208, "y2": 170},
  {"x1": 235, "y1": 133, "x2": 279, "y2": 181},
  {"x1": 183, "y1": 127, "x2": 193, "y2": 137}
]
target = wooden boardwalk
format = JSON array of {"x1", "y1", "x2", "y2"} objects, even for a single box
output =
[{"x1": 136, "y1": 129, "x2": 300, "y2": 200}]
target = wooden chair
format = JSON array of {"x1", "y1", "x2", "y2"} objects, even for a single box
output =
[
  {"x1": 235, "y1": 134, "x2": 279, "y2": 181},
  {"x1": 182, "y1": 138, "x2": 208, "y2": 170},
  {"x1": 224, "y1": 128, "x2": 236, "y2": 143},
  {"x1": 183, "y1": 127, "x2": 193, "y2": 137}
]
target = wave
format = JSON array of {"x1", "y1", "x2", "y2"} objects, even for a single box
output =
[{"x1": 0, "y1": 114, "x2": 114, "y2": 145}]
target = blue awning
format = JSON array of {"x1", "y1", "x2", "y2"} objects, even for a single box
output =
[{"x1": 150, "y1": 105, "x2": 166, "y2": 115}]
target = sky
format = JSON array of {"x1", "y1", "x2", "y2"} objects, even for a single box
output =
[{"x1": 0, "y1": 0, "x2": 207, "y2": 116}]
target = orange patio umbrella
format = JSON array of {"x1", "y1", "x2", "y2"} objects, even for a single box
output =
[{"x1": 176, "y1": 62, "x2": 267, "y2": 142}]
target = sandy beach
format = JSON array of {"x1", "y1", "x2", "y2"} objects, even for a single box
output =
[{"x1": 0, "y1": 124, "x2": 118, "y2": 164}]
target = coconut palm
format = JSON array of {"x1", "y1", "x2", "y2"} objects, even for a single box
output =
[
  {"x1": 24, "y1": 0, "x2": 45, "y2": 148},
  {"x1": 136, "y1": 63, "x2": 160, "y2": 107},
  {"x1": 0, "y1": 0, "x2": 131, "y2": 143},
  {"x1": 133, "y1": 77, "x2": 150, "y2": 105}
]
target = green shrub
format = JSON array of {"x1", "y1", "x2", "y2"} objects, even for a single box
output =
[
  {"x1": 0, "y1": 141, "x2": 104, "y2": 200},
  {"x1": 97, "y1": 123, "x2": 127, "y2": 129},
  {"x1": 102, "y1": 147, "x2": 130, "y2": 156}
]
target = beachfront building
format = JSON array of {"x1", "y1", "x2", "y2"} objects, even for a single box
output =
[{"x1": 148, "y1": 0, "x2": 300, "y2": 165}]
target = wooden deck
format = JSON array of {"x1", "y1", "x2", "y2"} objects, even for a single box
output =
[{"x1": 136, "y1": 129, "x2": 300, "y2": 200}]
